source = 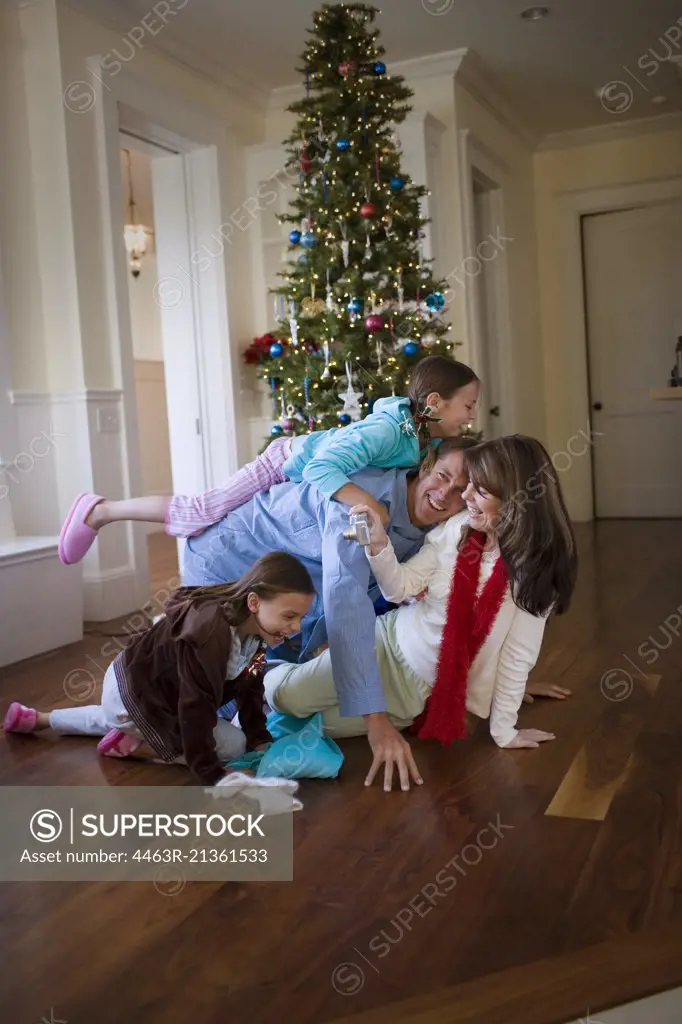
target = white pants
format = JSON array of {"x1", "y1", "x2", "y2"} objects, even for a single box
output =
[{"x1": 50, "y1": 662, "x2": 247, "y2": 762}]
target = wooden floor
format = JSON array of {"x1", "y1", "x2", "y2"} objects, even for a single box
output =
[{"x1": 1, "y1": 521, "x2": 682, "y2": 1024}]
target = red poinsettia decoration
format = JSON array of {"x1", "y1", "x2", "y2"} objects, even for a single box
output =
[{"x1": 243, "y1": 333, "x2": 282, "y2": 365}]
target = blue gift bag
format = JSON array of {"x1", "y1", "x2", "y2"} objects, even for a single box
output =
[{"x1": 227, "y1": 711, "x2": 343, "y2": 780}]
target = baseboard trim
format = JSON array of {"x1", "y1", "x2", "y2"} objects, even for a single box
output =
[{"x1": 82, "y1": 564, "x2": 146, "y2": 622}]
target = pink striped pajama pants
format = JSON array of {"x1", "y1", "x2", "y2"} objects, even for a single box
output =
[{"x1": 165, "y1": 436, "x2": 292, "y2": 538}]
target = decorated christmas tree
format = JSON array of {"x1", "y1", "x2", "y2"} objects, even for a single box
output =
[{"x1": 244, "y1": 2, "x2": 458, "y2": 440}]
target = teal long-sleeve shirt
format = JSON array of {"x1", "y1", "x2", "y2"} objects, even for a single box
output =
[{"x1": 282, "y1": 396, "x2": 422, "y2": 498}]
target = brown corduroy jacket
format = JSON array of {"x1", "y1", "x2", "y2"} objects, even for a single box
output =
[{"x1": 114, "y1": 588, "x2": 271, "y2": 785}]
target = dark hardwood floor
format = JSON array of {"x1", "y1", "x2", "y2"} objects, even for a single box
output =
[{"x1": 1, "y1": 522, "x2": 682, "y2": 1024}]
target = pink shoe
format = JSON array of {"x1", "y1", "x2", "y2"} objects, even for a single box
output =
[
  {"x1": 97, "y1": 728, "x2": 142, "y2": 758},
  {"x1": 3, "y1": 702, "x2": 37, "y2": 733},
  {"x1": 58, "y1": 492, "x2": 104, "y2": 565}
]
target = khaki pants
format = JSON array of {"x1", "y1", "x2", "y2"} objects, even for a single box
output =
[{"x1": 263, "y1": 612, "x2": 430, "y2": 739}]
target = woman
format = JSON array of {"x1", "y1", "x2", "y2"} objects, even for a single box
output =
[{"x1": 264, "y1": 435, "x2": 577, "y2": 764}]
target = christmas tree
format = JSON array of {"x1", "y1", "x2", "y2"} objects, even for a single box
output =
[{"x1": 245, "y1": 2, "x2": 458, "y2": 440}]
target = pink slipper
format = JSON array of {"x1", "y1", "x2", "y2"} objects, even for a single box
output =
[
  {"x1": 3, "y1": 702, "x2": 37, "y2": 733},
  {"x1": 58, "y1": 492, "x2": 104, "y2": 565},
  {"x1": 97, "y1": 728, "x2": 142, "y2": 758}
]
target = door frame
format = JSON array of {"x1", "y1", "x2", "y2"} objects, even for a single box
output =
[
  {"x1": 558, "y1": 175, "x2": 682, "y2": 520},
  {"x1": 458, "y1": 128, "x2": 515, "y2": 436},
  {"x1": 88, "y1": 56, "x2": 241, "y2": 593}
]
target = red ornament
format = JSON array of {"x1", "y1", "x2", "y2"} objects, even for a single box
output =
[
  {"x1": 281, "y1": 418, "x2": 297, "y2": 433},
  {"x1": 365, "y1": 314, "x2": 385, "y2": 332},
  {"x1": 339, "y1": 61, "x2": 356, "y2": 77},
  {"x1": 300, "y1": 148, "x2": 312, "y2": 174},
  {"x1": 360, "y1": 202, "x2": 377, "y2": 218}
]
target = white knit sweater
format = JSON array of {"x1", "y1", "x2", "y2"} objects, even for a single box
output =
[{"x1": 367, "y1": 510, "x2": 547, "y2": 747}]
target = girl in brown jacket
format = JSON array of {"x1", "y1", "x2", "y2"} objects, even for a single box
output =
[{"x1": 3, "y1": 553, "x2": 315, "y2": 786}]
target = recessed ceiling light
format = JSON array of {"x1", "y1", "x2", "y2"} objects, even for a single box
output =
[
  {"x1": 520, "y1": 6, "x2": 550, "y2": 19},
  {"x1": 652, "y1": 95, "x2": 668, "y2": 104}
]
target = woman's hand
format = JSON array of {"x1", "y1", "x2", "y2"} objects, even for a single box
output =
[
  {"x1": 503, "y1": 728, "x2": 556, "y2": 749},
  {"x1": 349, "y1": 504, "x2": 390, "y2": 556},
  {"x1": 522, "y1": 682, "x2": 572, "y2": 705}
]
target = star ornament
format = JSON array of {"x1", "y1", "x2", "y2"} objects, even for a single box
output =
[{"x1": 338, "y1": 381, "x2": 364, "y2": 421}]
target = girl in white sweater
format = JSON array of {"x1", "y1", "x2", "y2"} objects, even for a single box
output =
[{"x1": 264, "y1": 435, "x2": 577, "y2": 769}]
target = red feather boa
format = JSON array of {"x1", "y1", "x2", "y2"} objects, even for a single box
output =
[{"x1": 415, "y1": 528, "x2": 508, "y2": 745}]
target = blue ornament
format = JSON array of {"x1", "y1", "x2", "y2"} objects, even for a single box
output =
[
  {"x1": 373, "y1": 61, "x2": 387, "y2": 75},
  {"x1": 300, "y1": 230, "x2": 317, "y2": 249},
  {"x1": 297, "y1": 252, "x2": 308, "y2": 264},
  {"x1": 339, "y1": 413, "x2": 352, "y2": 425},
  {"x1": 426, "y1": 291, "x2": 446, "y2": 311},
  {"x1": 271, "y1": 424, "x2": 284, "y2": 435},
  {"x1": 389, "y1": 175, "x2": 405, "y2": 191},
  {"x1": 269, "y1": 342, "x2": 284, "y2": 357},
  {"x1": 289, "y1": 229, "x2": 302, "y2": 245},
  {"x1": 336, "y1": 137, "x2": 351, "y2": 151},
  {"x1": 347, "y1": 298, "x2": 362, "y2": 314},
  {"x1": 404, "y1": 341, "x2": 420, "y2": 357}
]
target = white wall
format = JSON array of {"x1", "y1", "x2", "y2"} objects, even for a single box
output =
[{"x1": 534, "y1": 128, "x2": 682, "y2": 518}]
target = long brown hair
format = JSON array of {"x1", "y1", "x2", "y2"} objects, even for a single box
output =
[
  {"x1": 406, "y1": 356, "x2": 479, "y2": 417},
  {"x1": 167, "y1": 552, "x2": 315, "y2": 625},
  {"x1": 463, "y1": 435, "x2": 577, "y2": 616}
]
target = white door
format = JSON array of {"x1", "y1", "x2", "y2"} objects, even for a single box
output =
[
  {"x1": 151, "y1": 153, "x2": 207, "y2": 499},
  {"x1": 473, "y1": 182, "x2": 505, "y2": 437},
  {"x1": 583, "y1": 202, "x2": 682, "y2": 518}
]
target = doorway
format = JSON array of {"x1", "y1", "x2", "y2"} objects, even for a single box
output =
[
  {"x1": 582, "y1": 201, "x2": 682, "y2": 518},
  {"x1": 119, "y1": 141, "x2": 179, "y2": 594},
  {"x1": 472, "y1": 174, "x2": 506, "y2": 437},
  {"x1": 458, "y1": 130, "x2": 514, "y2": 439}
]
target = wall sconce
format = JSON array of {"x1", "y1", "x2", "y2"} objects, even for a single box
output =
[{"x1": 123, "y1": 149, "x2": 151, "y2": 278}]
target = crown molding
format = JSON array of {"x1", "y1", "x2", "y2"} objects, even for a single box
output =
[
  {"x1": 392, "y1": 48, "x2": 466, "y2": 82},
  {"x1": 537, "y1": 109, "x2": 682, "y2": 151},
  {"x1": 268, "y1": 82, "x2": 303, "y2": 112},
  {"x1": 57, "y1": 0, "x2": 268, "y2": 114},
  {"x1": 454, "y1": 49, "x2": 539, "y2": 151}
]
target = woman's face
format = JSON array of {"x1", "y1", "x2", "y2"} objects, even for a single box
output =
[{"x1": 462, "y1": 479, "x2": 502, "y2": 534}]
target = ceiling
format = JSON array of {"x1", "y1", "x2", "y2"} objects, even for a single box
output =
[{"x1": 72, "y1": 0, "x2": 682, "y2": 138}]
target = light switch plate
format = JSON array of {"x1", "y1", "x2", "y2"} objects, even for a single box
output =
[{"x1": 97, "y1": 407, "x2": 121, "y2": 434}]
